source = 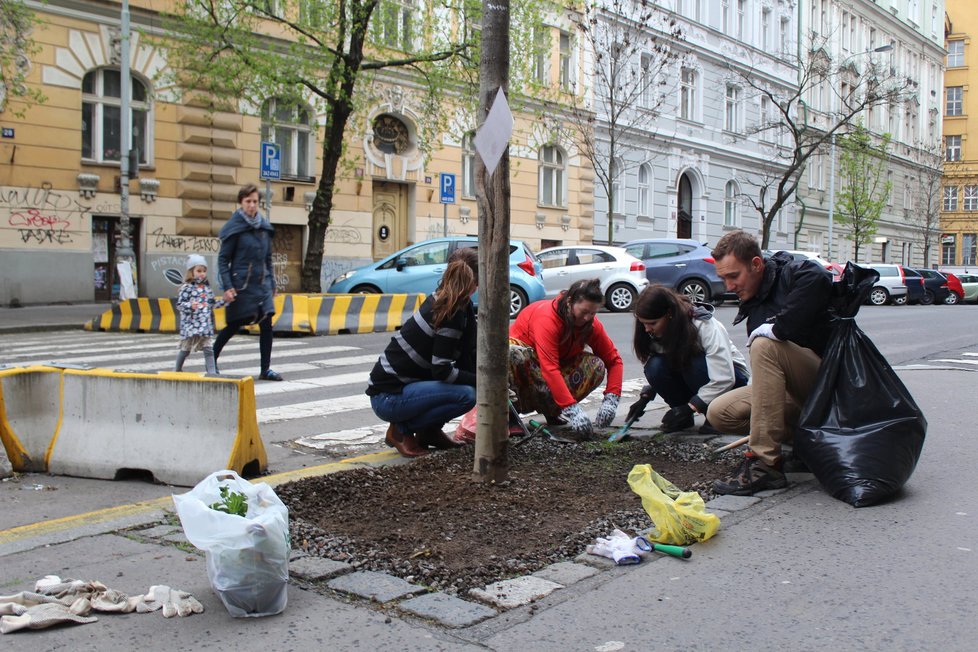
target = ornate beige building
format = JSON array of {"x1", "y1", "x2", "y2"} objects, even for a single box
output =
[{"x1": 0, "y1": 0, "x2": 593, "y2": 304}]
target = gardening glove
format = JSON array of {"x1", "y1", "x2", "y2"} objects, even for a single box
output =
[
  {"x1": 593, "y1": 393, "x2": 620, "y2": 428},
  {"x1": 586, "y1": 530, "x2": 642, "y2": 565},
  {"x1": 559, "y1": 402, "x2": 593, "y2": 438},
  {"x1": 625, "y1": 386, "x2": 655, "y2": 423},
  {"x1": 747, "y1": 322, "x2": 781, "y2": 346},
  {"x1": 135, "y1": 585, "x2": 203, "y2": 618},
  {"x1": 661, "y1": 404, "x2": 694, "y2": 430},
  {"x1": 0, "y1": 602, "x2": 97, "y2": 634}
]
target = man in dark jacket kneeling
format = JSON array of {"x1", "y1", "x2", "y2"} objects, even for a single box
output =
[{"x1": 708, "y1": 231, "x2": 833, "y2": 495}]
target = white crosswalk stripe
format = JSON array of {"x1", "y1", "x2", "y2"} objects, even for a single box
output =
[{"x1": 1, "y1": 332, "x2": 658, "y2": 452}]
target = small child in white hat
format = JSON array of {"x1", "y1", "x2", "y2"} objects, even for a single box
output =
[{"x1": 174, "y1": 254, "x2": 224, "y2": 373}]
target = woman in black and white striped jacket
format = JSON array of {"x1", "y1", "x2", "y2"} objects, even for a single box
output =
[{"x1": 366, "y1": 247, "x2": 478, "y2": 457}]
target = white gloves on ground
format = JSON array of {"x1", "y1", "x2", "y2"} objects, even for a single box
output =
[
  {"x1": 586, "y1": 529, "x2": 651, "y2": 565},
  {"x1": 747, "y1": 322, "x2": 781, "y2": 346},
  {"x1": 135, "y1": 585, "x2": 204, "y2": 618},
  {"x1": 593, "y1": 393, "x2": 620, "y2": 428},
  {"x1": 560, "y1": 402, "x2": 593, "y2": 438},
  {"x1": 1, "y1": 576, "x2": 203, "y2": 634}
]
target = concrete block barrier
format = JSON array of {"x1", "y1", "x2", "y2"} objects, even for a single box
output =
[
  {"x1": 47, "y1": 369, "x2": 266, "y2": 487},
  {"x1": 0, "y1": 366, "x2": 63, "y2": 472},
  {"x1": 84, "y1": 293, "x2": 423, "y2": 336}
]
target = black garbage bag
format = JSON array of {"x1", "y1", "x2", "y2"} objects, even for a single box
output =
[{"x1": 794, "y1": 262, "x2": 926, "y2": 507}]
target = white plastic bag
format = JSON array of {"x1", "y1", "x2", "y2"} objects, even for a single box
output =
[{"x1": 172, "y1": 470, "x2": 289, "y2": 618}]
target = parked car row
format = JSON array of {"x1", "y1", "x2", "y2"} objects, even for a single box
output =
[{"x1": 324, "y1": 234, "x2": 978, "y2": 318}]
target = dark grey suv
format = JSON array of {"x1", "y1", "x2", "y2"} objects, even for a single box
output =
[{"x1": 622, "y1": 238, "x2": 727, "y2": 304}]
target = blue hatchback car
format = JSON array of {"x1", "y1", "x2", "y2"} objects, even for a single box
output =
[{"x1": 327, "y1": 237, "x2": 546, "y2": 317}]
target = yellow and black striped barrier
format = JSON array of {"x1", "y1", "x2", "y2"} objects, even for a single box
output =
[{"x1": 84, "y1": 293, "x2": 425, "y2": 336}]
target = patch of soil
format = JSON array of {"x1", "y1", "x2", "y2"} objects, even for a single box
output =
[{"x1": 278, "y1": 434, "x2": 736, "y2": 596}]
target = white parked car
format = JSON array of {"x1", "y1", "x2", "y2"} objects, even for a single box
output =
[{"x1": 535, "y1": 245, "x2": 650, "y2": 312}]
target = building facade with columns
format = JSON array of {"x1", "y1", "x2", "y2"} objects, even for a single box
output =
[
  {"x1": 798, "y1": 0, "x2": 946, "y2": 266},
  {"x1": 590, "y1": 0, "x2": 800, "y2": 250},
  {"x1": 0, "y1": 0, "x2": 593, "y2": 305}
]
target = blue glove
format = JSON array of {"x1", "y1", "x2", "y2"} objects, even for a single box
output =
[
  {"x1": 747, "y1": 322, "x2": 781, "y2": 346},
  {"x1": 594, "y1": 393, "x2": 620, "y2": 428}
]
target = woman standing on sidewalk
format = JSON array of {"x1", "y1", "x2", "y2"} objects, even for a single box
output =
[
  {"x1": 627, "y1": 285, "x2": 749, "y2": 433},
  {"x1": 213, "y1": 183, "x2": 282, "y2": 381},
  {"x1": 366, "y1": 248, "x2": 479, "y2": 457}
]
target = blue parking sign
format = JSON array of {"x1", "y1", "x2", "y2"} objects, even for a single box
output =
[
  {"x1": 440, "y1": 173, "x2": 456, "y2": 204},
  {"x1": 260, "y1": 142, "x2": 281, "y2": 180}
]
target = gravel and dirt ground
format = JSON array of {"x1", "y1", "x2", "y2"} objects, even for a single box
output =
[{"x1": 277, "y1": 433, "x2": 737, "y2": 596}]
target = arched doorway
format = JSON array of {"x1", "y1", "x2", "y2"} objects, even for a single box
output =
[{"x1": 677, "y1": 173, "x2": 692, "y2": 239}]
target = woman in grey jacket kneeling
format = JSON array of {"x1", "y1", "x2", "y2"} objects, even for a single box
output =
[{"x1": 627, "y1": 285, "x2": 748, "y2": 433}]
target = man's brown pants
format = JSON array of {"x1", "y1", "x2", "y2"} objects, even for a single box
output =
[{"x1": 706, "y1": 337, "x2": 821, "y2": 467}]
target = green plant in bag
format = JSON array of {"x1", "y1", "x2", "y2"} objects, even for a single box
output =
[{"x1": 209, "y1": 484, "x2": 248, "y2": 517}]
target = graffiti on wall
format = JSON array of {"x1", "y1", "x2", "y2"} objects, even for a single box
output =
[
  {"x1": 1, "y1": 184, "x2": 90, "y2": 247},
  {"x1": 150, "y1": 227, "x2": 221, "y2": 253}
]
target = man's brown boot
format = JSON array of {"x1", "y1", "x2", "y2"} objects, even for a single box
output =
[{"x1": 385, "y1": 423, "x2": 428, "y2": 458}]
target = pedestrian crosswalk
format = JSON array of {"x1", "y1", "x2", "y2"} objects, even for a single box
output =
[
  {"x1": 898, "y1": 351, "x2": 978, "y2": 371},
  {"x1": 0, "y1": 331, "x2": 653, "y2": 455}
]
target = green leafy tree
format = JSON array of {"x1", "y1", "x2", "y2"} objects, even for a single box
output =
[
  {"x1": 0, "y1": 0, "x2": 45, "y2": 116},
  {"x1": 159, "y1": 0, "x2": 483, "y2": 291},
  {"x1": 834, "y1": 123, "x2": 891, "y2": 262}
]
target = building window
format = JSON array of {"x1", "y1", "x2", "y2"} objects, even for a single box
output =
[
  {"x1": 678, "y1": 0, "x2": 701, "y2": 21},
  {"x1": 637, "y1": 164, "x2": 651, "y2": 216},
  {"x1": 680, "y1": 67, "x2": 697, "y2": 120},
  {"x1": 964, "y1": 233, "x2": 978, "y2": 265},
  {"x1": 559, "y1": 31, "x2": 572, "y2": 91},
  {"x1": 299, "y1": 0, "x2": 325, "y2": 26},
  {"x1": 721, "y1": 0, "x2": 729, "y2": 33},
  {"x1": 376, "y1": 0, "x2": 414, "y2": 51},
  {"x1": 761, "y1": 9, "x2": 771, "y2": 50},
  {"x1": 261, "y1": 99, "x2": 314, "y2": 179},
  {"x1": 724, "y1": 84, "x2": 740, "y2": 132},
  {"x1": 533, "y1": 27, "x2": 548, "y2": 84},
  {"x1": 81, "y1": 68, "x2": 150, "y2": 165},
  {"x1": 462, "y1": 132, "x2": 476, "y2": 197},
  {"x1": 841, "y1": 11, "x2": 850, "y2": 52},
  {"x1": 942, "y1": 239, "x2": 955, "y2": 265},
  {"x1": 640, "y1": 53, "x2": 654, "y2": 108},
  {"x1": 724, "y1": 180, "x2": 738, "y2": 227},
  {"x1": 780, "y1": 17, "x2": 790, "y2": 54},
  {"x1": 965, "y1": 185, "x2": 978, "y2": 211},
  {"x1": 946, "y1": 135, "x2": 962, "y2": 161},
  {"x1": 944, "y1": 186, "x2": 959, "y2": 211},
  {"x1": 538, "y1": 145, "x2": 565, "y2": 207},
  {"x1": 736, "y1": 0, "x2": 745, "y2": 39},
  {"x1": 947, "y1": 40, "x2": 965, "y2": 68},
  {"x1": 609, "y1": 159, "x2": 621, "y2": 214},
  {"x1": 947, "y1": 87, "x2": 964, "y2": 116}
]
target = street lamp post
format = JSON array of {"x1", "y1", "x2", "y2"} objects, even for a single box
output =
[{"x1": 826, "y1": 43, "x2": 893, "y2": 262}]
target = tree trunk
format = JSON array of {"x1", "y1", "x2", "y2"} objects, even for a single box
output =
[
  {"x1": 301, "y1": 21, "x2": 369, "y2": 292},
  {"x1": 472, "y1": 0, "x2": 510, "y2": 484}
]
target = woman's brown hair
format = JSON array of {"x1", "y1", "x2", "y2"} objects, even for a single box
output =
[
  {"x1": 431, "y1": 247, "x2": 479, "y2": 328},
  {"x1": 555, "y1": 278, "x2": 604, "y2": 345},
  {"x1": 237, "y1": 183, "x2": 259, "y2": 203},
  {"x1": 632, "y1": 285, "x2": 703, "y2": 370}
]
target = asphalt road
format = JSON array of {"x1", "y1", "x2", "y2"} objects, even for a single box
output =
[{"x1": 2, "y1": 303, "x2": 977, "y2": 649}]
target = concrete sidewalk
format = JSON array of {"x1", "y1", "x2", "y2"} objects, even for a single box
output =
[
  {"x1": 1, "y1": 369, "x2": 973, "y2": 650},
  {"x1": 0, "y1": 303, "x2": 106, "y2": 334}
]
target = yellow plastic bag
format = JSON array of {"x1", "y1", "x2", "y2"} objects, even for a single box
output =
[{"x1": 627, "y1": 464, "x2": 721, "y2": 545}]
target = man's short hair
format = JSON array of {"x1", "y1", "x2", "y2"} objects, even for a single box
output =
[{"x1": 712, "y1": 230, "x2": 762, "y2": 264}]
